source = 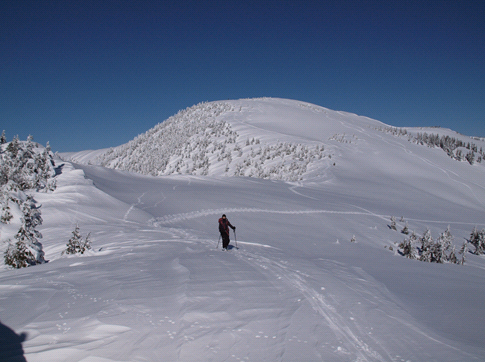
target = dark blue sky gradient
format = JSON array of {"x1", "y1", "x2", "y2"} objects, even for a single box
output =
[{"x1": 1, "y1": 0, "x2": 484, "y2": 152}]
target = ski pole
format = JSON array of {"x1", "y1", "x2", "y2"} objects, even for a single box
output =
[
  {"x1": 216, "y1": 234, "x2": 221, "y2": 249},
  {"x1": 234, "y1": 229, "x2": 238, "y2": 249}
]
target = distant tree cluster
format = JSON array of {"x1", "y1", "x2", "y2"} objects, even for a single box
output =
[
  {"x1": 413, "y1": 132, "x2": 483, "y2": 165},
  {"x1": 89, "y1": 102, "x2": 328, "y2": 182},
  {"x1": 391, "y1": 216, "x2": 483, "y2": 265},
  {"x1": 329, "y1": 133, "x2": 360, "y2": 144},
  {"x1": 1, "y1": 132, "x2": 57, "y2": 268},
  {"x1": 375, "y1": 126, "x2": 484, "y2": 165},
  {"x1": 398, "y1": 227, "x2": 465, "y2": 264},
  {"x1": 374, "y1": 126, "x2": 408, "y2": 137}
]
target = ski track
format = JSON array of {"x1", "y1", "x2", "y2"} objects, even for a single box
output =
[
  {"x1": 336, "y1": 120, "x2": 485, "y2": 211},
  {"x1": 288, "y1": 185, "x2": 320, "y2": 200},
  {"x1": 369, "y1": 129, "x2": 485, "y2": 210},
  {"x1": 150, "y1": 206, "x2": 477, "y2": 228},
  {"x1": 123, "y1": 192, "x2": 146, "y2": 221},
  {"x1": 232, "y1": 247, "x2": 388, "y2": 362},
  {"x1": 150, "y1": 207, "x2": 383, "y2": 226},
  {"x1": 414, "y1": 154, "x2": 485, "y2": 210}
]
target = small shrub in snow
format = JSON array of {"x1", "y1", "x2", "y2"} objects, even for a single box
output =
[
  {"x1": 401, "y1": 222, "x2": 409, "y2": 235},
  {"x1": 390, "y1": 216, "x2": 397, "y2": 230},
  {"x1": 62, "y1": 225, "x2": 92, "y2": 255}
]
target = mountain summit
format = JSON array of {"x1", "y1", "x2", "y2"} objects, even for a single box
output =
[{"x1": 66, "y1": 98, "x2": 484, "y2": 183}]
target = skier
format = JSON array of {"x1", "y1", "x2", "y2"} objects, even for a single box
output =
[{"x1": 218, "y1": 214, "x2": 236, "y2": 250}]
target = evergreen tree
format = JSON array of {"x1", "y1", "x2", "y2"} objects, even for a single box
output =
[
  {"x1": 448, "y1": 246, "x2": 458, "y2": 264},
  {"x1": 459, "y1": 241, "x2": 469, "y2": 265},
  {"x1": 419, "y1": 229, "x2": 434, "y2": 262},
  {"x1": 0, "y1": 130, "x2": 6, "y2": 144},
  {"x1": 6, "y1": 136, "x2": 20, "y2": 158},
  {"x1": 469, "y1": 227, "x2": 484, "y2": 255},
  {"x1": 0, "y1": 191, "x2": 13, "y2": 223},
  {"x1": 62, "y1": 225, "x2": 92, "y2": 255},
  {"x1": 4, "y1": 239, "x2": 35, "y2": 269},
  {"x1": 436, "y1": 225, "x2": 453, "y2": 262},
  {"x1": 398, "y1": 236, "x2": 416, "y2": 259},
  {"x1": 3, "y1": 194, "x2": 45, "y2": 267}
]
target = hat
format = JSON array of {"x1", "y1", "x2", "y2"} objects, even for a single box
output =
[{"x1": 222, "y1": 214, "x2": 226, "y2": 218}]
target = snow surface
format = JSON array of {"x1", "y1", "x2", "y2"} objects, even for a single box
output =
[{"x1": 2, "y1": 98, "x2": 485, "y2": 361}]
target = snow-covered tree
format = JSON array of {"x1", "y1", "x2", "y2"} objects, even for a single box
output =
[
  {"x1": 4, "y1": 194, "x2": 45, "y2": 268},
  {"x1": 435, "y1": 225, "x2": 454, "y2": 263},
  {"x1": 1, "y1": 135, "x2": 56, "y2": 268},
  {"x1": 4, "y1": 239, "x2": 35, "y2": 269},
  {"x1": 419, "y1": 229, "x2": 434, "y2": 262},
  {"x1": 398, "y1": 235, "x2": 416, "y2": 259},
  {"x1": 397, "y1": 226, "x2": 464, "y2": 265},
  {"x1": 62, "y1": 225, "x2": 92, "y2": 255},
  {"x1": 459, "y1": 241, "x2": 469, "y2": 265},
  {"x1": 448, "y1": 246, "x2": 458, "y2": 264},
  {"x1": 0, "y1": 192, "x2": 13, "y2": 224},
  {"x1": 0, "y1": 135, "x2": 56, "y2": 191},
  {"x1": 469, "y1": 227, "x2": 485, "y2": 255}
]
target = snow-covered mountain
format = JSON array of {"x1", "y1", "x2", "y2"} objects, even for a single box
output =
[
  {"x1": 65, "y1": 98, "x2": 484, "y2": 182},
  {"x1": 2, "y1": 98, "x2": 485, "y2": 361}
]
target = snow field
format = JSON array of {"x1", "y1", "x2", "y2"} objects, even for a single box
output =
[{"x1": 2, "y1": 98, "x2": 485, "y2": 361}]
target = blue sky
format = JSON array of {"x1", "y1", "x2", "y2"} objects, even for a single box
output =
[{"x1": 1, "y1": 0, "x2": 484, "y2": 152}]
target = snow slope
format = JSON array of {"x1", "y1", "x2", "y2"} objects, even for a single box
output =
[{"x1": 2, "y1": 98, "x2": 485, "y2": 361}]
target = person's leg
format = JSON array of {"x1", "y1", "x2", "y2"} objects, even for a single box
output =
[{"x1": 222, "y1": 234, "x2": 230, "y2": 249}]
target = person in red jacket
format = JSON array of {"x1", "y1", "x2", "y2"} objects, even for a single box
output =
[{"x1": 218, "y1": 214, "x2": 235, "y2": 250}]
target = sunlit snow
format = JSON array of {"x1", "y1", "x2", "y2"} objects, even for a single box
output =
[{"x1": 2, "y1": 98, "x2": 485, "y2": 361}]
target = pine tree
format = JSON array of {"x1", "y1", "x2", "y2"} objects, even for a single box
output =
[
  {"x1": 398, "y1": 236, "x2": 416, "y2": 259},
  {"x1": 0, "y1": 193, "x2": 13, "y2": 224},
  {"x1": 4, "y1": 239, "x2": 35, "y2": 269},
  {"x1": 0, "y1": 130, "x2": 6, "y2": 144},
  {"x1": 419, "y1": 229, "x2": 434, "y2": 262},
  {"x1": 62, "y1": 225, "x2": 92, "y2": 255},
  {"x1": 448, "y1": 246, "x2": 458, "y2": 264},
  {"x1": 469, "y1": 227, "x2": 485, "y2": 255},
  {"x1": 459, "y1": 241, "x2": 469, "y2": 265},
  {"x1": 6, "y1": 136, "x2": 20, "y2": 158},
  {"x1": 436, "y1": 225, "x2": 453, "y2": 262}
]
